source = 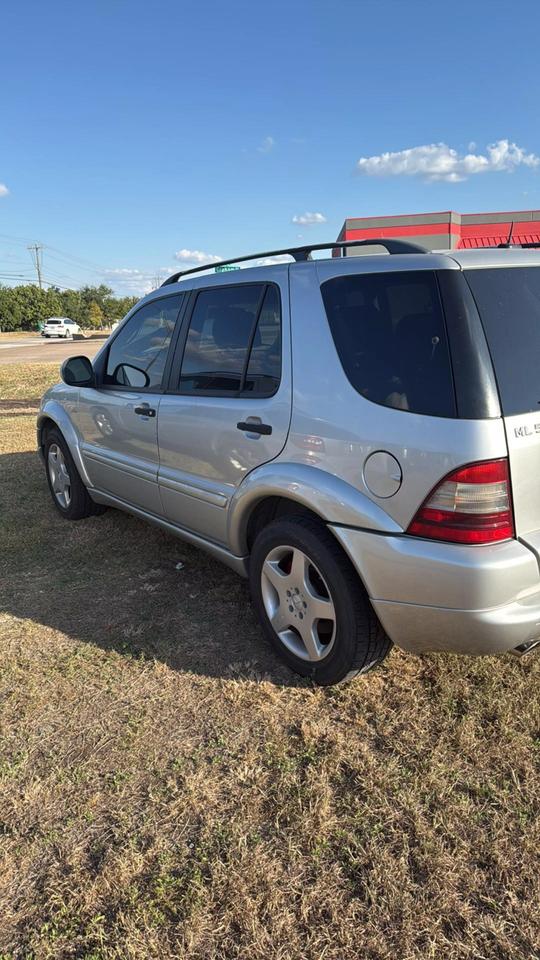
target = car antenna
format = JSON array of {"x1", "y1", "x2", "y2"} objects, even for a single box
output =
[{"x1": 498, "y1": 221, "x2": 515, "y2": 248}]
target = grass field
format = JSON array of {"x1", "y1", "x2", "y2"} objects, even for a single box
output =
[
  {"x1": 0, "y1": 330, "x2": 112, "y2": 341},
  {"x1": 0, "y1": 363, "x2": 60, "y2": 412},
  {"x1": 0, "y1": 363, "x2": 539, "y2": 959},
  {"x1": 0, "y1": 332, "x2": 39, "y2": 341}
]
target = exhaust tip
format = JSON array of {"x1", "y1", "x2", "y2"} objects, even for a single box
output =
[{"x1": 511, "y1": 638, "x2": 540, "y2": 657}]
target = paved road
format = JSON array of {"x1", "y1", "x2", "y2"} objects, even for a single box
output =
[{"x1": 0, "y1": 336, "x2": 108, "y2": 365}]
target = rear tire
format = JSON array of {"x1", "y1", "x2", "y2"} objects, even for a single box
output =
[
  {"x1": 249, "y1": 516, "x2": 392, "y2": 685},
  {"x1": 44, "y1": 427, "x2": 106, "y2": 520}
]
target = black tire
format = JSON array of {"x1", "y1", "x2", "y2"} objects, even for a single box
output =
[
  {"x1": 44, "y1": 426, "x2": 106, "y2": 520},
  {"x1": 249, "y1": 516, "x2": 392, "y2": 685}
]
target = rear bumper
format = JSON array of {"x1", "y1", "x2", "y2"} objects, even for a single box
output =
[
  {"x1": 370, "y1": 594, "x2": 540, "y2": 656},
  {"x1": 329, "y1": 526, "x2": 540, "y2": 656}
]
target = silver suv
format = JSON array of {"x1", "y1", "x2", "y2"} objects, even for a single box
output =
[{"x1": 38, "y1": 239, "x2": 540, "y2": 684}]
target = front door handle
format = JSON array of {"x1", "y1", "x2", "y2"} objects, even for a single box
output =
[
  {"x1": 237, "y1": 421, "x2": 272, "y2": 436},
  {"x1": 134, "y1": 405, "x2": 156, "y2": 418}
]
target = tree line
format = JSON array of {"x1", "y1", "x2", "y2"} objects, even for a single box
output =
[{"x1": 0, "y1": 283, "x2": 139, "y2": 332}]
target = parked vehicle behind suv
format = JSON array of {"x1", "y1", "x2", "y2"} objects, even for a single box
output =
[
  {"x1": 37, "y1": 240, "x2": 540, "y2": 684},
  {"x1": 42, "y1": 317, "x2": 80, "y2": 339}
]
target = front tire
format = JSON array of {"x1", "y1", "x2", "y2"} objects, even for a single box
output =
[
  {"x1": 249, "y1": 516, "x2": 392, "y2": 685},
  {"x1": 44, "y1": 427, "x2": 105, "y2": 520}
]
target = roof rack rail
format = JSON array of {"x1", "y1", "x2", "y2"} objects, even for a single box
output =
[{"x1": 161, "y1": 238, "x2": 428, "y2": 286}]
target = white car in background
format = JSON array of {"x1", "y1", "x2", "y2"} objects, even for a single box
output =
[{"x1": 42, "y1": 317, "x2": 80, "y2": 339}]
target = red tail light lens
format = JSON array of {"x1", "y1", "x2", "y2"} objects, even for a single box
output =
[{"x1": 407, "y1": 458, "x2": 514, "y2": 545}]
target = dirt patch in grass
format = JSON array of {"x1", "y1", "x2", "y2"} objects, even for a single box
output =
[{"x1": 0, "y1": 367, "x2": 539, "y2": 959}]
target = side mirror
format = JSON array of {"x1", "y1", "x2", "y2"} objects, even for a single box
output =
[
  {"x1": 61, "y1": 355, "x2": 96, "y2": 387},
  {"x1": 112, "y1": 363, "x2": 150, "y2": 389}
]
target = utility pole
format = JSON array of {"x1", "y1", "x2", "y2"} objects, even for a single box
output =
[{"x1": 28, "y1": 243, "x2": 43, "y2": 288}]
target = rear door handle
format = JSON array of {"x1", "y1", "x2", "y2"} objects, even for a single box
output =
[
  {"x1": 134, "y1": 405, "x2": 156, "y2": 418},
  {"x1": 237, "y1": 421, "x2": 272, "y2": 436}
]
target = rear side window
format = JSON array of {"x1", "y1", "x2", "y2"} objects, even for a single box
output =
[
  {"x1": 320, "y1": 270, "x2": 456, "y2": 417},
  {"x1": 178, "y1": 283, "x2": 281, "y2": 395},
  {"x1": 244, "y1": 285, "x2": 281, "y2": 394},
  {"x1": 465, "y1": 267, "x2": 540, "y2": 416}
]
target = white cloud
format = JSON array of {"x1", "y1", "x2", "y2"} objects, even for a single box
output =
[
  {"x1": 356, "y1": 139, "x2": 540, "y2": 183},
  {"x1": 104, "y1": 268, "x2": 159, "y2": 296},
  {"x1": 292, "y1": 211, "x2": 327, "y2": 226},
  {"x1": 0, "y1": 183, "x2": 9, "y2": 197},
  {"x1": 257, "y1": 135, "x2": 275, "y2": 154},
  {"x1": 106, "y1": 268, "x2": 143, "y2": 276},
  {"x1": 174, "y1": 248, "x2": 222, "y2": 265},
  {"x1": 252, "y1": 254, "x2": 294, "y2": 266}
]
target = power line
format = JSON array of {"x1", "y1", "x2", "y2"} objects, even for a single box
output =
[
  {"x1": 41, "y1": 265, "x2": 80, "y2": 285},
  {"x1": 39, "y1": 276, "x2": 72, "y2": 290},
  {"x1": 0, "y1": 231, "x2": 37, "y2": 244},
  {"x1": 0, "y1": 273, "x2": 72, "y2": 290},
  {"x1": 0, "y1": 233, "x2": 110, "y2": 281},
  {"x1": 41, "y1": 243, "x2": 110, "y2": 274},
  {"x1": 42, "y1": 253, "x2": 88, "y2": 283},
  {"x1": 0, "y1": 276, "x2": 41, "y2": 286},
  {"x1": 0, "y1": 273, "x2": 35, "y2": 280}
]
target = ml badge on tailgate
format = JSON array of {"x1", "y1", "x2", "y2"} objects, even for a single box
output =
[{"x1": 514, "y1": 423, "x2": 540, "y2": 438}]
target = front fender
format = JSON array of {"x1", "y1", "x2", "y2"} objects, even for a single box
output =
[
  {"x1": 227, "y1": 461, "x2": 402, "y2": 556},
  {"x1": 37, "y1": 399, "x2": 91, "y2": 487}
]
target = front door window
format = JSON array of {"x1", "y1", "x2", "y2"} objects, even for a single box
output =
[{"x1": 105, "y1": 295, "x2": 183, "y2": 390}]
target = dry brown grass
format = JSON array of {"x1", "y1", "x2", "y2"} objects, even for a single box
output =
[
  {"x1": 0, "y1": 332, "x2": 39, "y2": 341},
  {"x1": 0, "y1": 364, "x2": 539, "y2": 959},
  {"x1": 0, "y1": 363, "x2": 59, "y2": 411}
]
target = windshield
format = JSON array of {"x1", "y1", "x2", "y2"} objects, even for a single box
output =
[{"x1": 465, "y1": 266, "x2": 540, "y2": 416}]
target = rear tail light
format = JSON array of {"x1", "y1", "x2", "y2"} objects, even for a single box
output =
[{"x1": 407, "y1": 458, "x2": 514, "y2": 545}]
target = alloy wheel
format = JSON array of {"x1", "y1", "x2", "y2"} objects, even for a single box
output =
[
  {"x1": 47, "y1": 443, "x2": 72, "y2": 508},
  {"x1": 260, "y1": 545, "x2": 336, "y2": 661}
]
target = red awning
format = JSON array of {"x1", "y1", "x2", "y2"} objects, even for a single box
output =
[{"x1": 458, "y1": 234, "x2": 540, "y2": 248}]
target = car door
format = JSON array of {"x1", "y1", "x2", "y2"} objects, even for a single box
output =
[
  {"x1": 72, "y1": 293, "x2": 184, "y2": 514},
  {"x1": 157, "y1": 270, "x2": 291, "y2": 544}
]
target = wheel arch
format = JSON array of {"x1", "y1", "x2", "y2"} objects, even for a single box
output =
[
  {"x1": 245, "y1": 496, "x2": 325, "y2": 552},
  {"x1": 37, "y1": 401, "x2": 92, "y2": 487},
  {"x1": 37, "y1": 414, "x2": 56, "y2": 453},
  {"x1": 227, "y1": 461, "x2": 402, "y2": 557}
]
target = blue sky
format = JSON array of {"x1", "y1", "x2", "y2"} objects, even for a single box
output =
[{"x1": 1, "y1": 0, "x2": 539, "y2": 294}]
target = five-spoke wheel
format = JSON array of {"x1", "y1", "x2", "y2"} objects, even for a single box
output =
[
  {"x1": 47, "y1": 443, "x2": 72, "y2": 509},
  {"x1": 44, "y1": 426, "x2": 106, "y2": 520},
  {"x1": 250, "y1": 515, "x2": 392, "y2": 685},
  {"x1": 261, "y1": 545, "x2": 336, "y2": 662}
]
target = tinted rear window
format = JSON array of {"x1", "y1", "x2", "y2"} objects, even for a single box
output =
[
  {"x1": 465, "y1": 266, "x2": 540, "y2": 416},
  {"x1": 320, "y1": 270, "x2": 456, "y2": 417}
]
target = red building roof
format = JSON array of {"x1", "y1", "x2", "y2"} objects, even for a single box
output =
[
  {"x1": 459, "y1": 233, "x2": 540, "y2": 248},
  {"x1": 338, "y1": 210, "x2": 540, "y2": 250}
]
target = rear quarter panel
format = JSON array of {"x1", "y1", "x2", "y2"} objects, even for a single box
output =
[{"x1": 282, "y1": 260, "x2": 508, "y2": 531}]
